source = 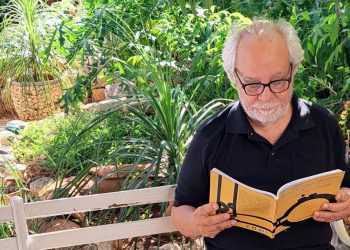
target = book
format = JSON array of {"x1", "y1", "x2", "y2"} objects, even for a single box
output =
[{"x1": 209, "y1": 168, "x2": 345, "y2": 238}]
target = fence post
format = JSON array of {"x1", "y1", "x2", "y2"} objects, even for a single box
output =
[{"x1": 10, "y1": 196, "x2": 30, "y2": 250}]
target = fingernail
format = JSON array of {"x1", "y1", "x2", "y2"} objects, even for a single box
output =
[
  {"x1": 322, "y1": 204, "x2": 328, "y2": 209},
  {"x1": 314, "y1": 212, "x2": 319, "y2": 217},
  {"x1": 224, "y1": 214, "x2": 230, "y2": 219},
  {"x1": 213, "y1": 204, "x2": 218, "y2": 210},
  {"x1": 231, "y1": 221, "x2": 236, "y2": 226}
]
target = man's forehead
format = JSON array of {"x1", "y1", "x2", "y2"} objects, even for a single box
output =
[{"x1": 235, "y1": 30, "x2": 290, "y2": 76}]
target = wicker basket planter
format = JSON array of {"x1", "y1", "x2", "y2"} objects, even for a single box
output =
[{"x1": 11, "y1": 79, "x2": 62, "y2": 121}]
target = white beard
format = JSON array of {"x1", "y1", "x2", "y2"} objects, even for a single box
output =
[{"x1": 239, "y1": 92, "x2": 292, "y2": 126}]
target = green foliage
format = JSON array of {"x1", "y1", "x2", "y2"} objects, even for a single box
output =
[
  {"x1": 0, "y1": 0, "x2": 67, "y2": 84},
  {"x1": 13, "y1": 110, "x2": 145, "y2": 175},
  {"x1": 290, "y1": 1, "x2": 350, "y2": 114},
  {"x1": 149, "y1": 7, "x2": 243, "y2": 104}
]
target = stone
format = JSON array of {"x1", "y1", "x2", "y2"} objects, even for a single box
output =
[
  {"x1": 0, "y1": 146, "x2": 12, "y2": 154},
  {"x1": 12, "y1": 163, "x2": 27, "y2": 172},
  {"x1": 29, "y1": 177, "x2": 54, "y2": 197},
  {"x1": 105, "y1": 84, "x2": 124, "y2": 98},
  {"x1": 0, "y1": 130, "x2": 16, "y2": 146},
  {"x1": 157, "y1": 243, "x2": 181, "y2": 250},
  {"x1": 41, "y1": 219, "x2": 80, "y2": 233},
  {"x1": 37, "y1": 176, "x2": 80, "y2": 199},
  {"x1": 5, "y1": 120, "x2": 27, "y2": 134},
  {"x1": 89, "y1": 163, "x2": 150, "y2": 178},
  {"x1": 0, "y1": 154, "x2": 16, "y2": 161},
  {"x1": 189, "y1": 238, "x2": 205, "y2": 250},
  {"x1": 1, "y1": 191, "x2": 21, "y2": 206}
]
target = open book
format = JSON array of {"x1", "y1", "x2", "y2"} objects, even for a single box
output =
[{"x1": 209, "y1": 168, "x2": 345, "y2": 238}]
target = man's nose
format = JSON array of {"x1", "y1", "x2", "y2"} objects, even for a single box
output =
[{"x1": 258, "y1": 84, "x2": 274, "y2": 100}]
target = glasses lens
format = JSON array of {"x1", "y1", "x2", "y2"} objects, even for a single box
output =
[
  {"x1": 245, "y1": 84, "x2": 264, "y2": 95},
  {"x1": 270, "y1": 80, "x2": 289, "y2": 93}
]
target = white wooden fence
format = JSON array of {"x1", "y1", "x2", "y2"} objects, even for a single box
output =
[
  {"x1": 0, "y1": 185, "x2": 177, "y2": 250},
  {"x1": 0, "y1": 184, "x2": 349, "y2": 250}
]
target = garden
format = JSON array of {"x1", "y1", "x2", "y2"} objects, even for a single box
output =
[{"x1": 0, "y1": 0, "x2": 349, "y2": 249}]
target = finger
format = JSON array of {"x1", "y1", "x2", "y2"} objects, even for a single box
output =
[
  {"x1": 321, "y1": 201, "x2": 349, "y2": 213},
  {"x1": 202, "y1": 213, "x2": 231, "y2": 226},
  {"x1": 336, "y1": 191, "x2": 350, "y2": 202},
  {"x1": 205, "y1": 219, "x2": 237, "y2": 237},
  {"x1": 313, "y1": 210, "x2": 347, "y2": 222},
  {"x1": 198, "y1": 203, "x2": 218, "y2": 216}
]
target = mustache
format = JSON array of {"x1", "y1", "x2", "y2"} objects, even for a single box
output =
[{"x1": 250, "y1": 102, "x2": 281, "y2": 109}]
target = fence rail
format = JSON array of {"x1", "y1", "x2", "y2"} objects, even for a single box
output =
[
  {"x1": 1, "y1": 184, "x2": 350, "y2": 250},
  {"x1": 0, "y1": 185, "x2": 176, "y2": 250}
]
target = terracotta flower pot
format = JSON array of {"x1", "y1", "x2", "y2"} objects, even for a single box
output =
[{"x1": 88, "y1": 163, "x2": 151, "y2": 193}]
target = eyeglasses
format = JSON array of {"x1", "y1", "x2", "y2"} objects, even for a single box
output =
[{"x1": 234, "y1": 64, "x2": 293, "y2": 96}]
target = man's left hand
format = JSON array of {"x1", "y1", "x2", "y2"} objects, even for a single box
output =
[{"x1": 313, "y1": 188, "x2": 350, "y2": 222}]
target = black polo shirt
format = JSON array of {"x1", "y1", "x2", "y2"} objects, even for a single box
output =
[{"x1": 174, "y1": 93, "x2": 350, "y2": 250}]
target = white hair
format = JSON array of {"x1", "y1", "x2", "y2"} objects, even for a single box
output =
[{"x1": 222, "y1": 18, "x2": 304, "y2": 82}]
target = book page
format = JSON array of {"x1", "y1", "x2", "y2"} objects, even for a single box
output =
[
  {"x1": 275, "y1": 171, "x2": 344, "y2": 232},
  {"x1": 277, "y1": 169, "x2": 342, "y2": 195},
  {"x1": 209, "y1": 169, "x2": 276, "y2": 237}
]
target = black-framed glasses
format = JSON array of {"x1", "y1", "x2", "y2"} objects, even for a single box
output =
[{"x1": 234, "y1": 64, "x2": 293, "y2": 96}]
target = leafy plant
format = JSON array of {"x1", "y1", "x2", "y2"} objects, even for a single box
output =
[{"x1": 0, "y1": 0, "x2": 67, "y2": 85}]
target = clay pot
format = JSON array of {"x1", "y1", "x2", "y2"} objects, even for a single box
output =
[
  {"x1": 91, "y1": 88, "x2": 106, "y2": 102},
  {"x1": 41, "y1": 218, "x2": 80, "y2": 233},
  {"x1": 88, "y1": 163, "x2": 151, "y2": 193}
]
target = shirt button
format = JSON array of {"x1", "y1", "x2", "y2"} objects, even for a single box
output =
[
  {"x1": 271, "y1": 152, "x2": 275, "y2": 156},
  {"x1": 250, "y1": 132, "x2": 254, "y2": 136}
]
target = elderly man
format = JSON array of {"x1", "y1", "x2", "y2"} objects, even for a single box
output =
[{"x1": 171, "y1": 18, "x2": 350, "y2": 249}]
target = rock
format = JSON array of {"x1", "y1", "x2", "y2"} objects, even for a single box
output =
[
  {"x1": 189, "y1": 238, "x2": 205, "y2": 250},
  {"x1": 12, "y1": 163, "x2": 27, "y2": 173},
  {"x1": 83, "y1": 98, "x2": 126, "y2": 113},
  {"x1": 0, "y1": 146, "x2": 13, "y2": 154},
  {"x1": 89, "y1": 163, "x2": 150, "y2": 178},
  {"x1": 0, "y1": 154, "x2": 15, "y2": 161},
  {"x1": 105, "y1": 84, "x2": 124, "y2": 98},
  {"x1": 6, "y1": 120, "x2": 27, "y2": 130},
  {"x1": 29, "y1": 177, "x2": 54, "y2": 197},
  {"x1": 41, "y1": 219, "x2": 80, "y2": 233},
  {"x1": 1, "y1": 191, "x2": 21, "y2": 206},
  {"x1": 0, "y1": 130, "x2": 16, "y2": 146},
  {"x1": 158, "y1": 243, "x2": 181, "y2": 250},
  {"x1": 93, "y1": 240, "x2": 122, "y2": 250},
  {"x1": 37, "y1": 176, "x2": 85, "y2": 200}
]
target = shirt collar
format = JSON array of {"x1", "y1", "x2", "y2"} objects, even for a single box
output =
[{"x1": 226, "y1": 93, "x2": 315, "y2": 134}]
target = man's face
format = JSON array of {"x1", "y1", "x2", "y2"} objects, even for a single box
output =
[{"x1": 234, "y1": 31, "x2": 294, "y2": 126}]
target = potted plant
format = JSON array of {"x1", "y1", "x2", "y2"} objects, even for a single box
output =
[{"x1": 0, "y1": 0, "x2": 69, "y2": 120}]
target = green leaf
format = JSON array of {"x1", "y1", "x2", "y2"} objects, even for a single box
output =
[{"x1": 329, "y1": 18, "x2": 339, "y2": 46}]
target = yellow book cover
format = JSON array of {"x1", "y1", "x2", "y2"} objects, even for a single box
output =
[{"x1": 209, "y1": 168, "x2": 345, "y2": 238}]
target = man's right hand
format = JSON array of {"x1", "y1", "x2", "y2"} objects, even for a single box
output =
[{"x1": 190, "y1": 203, "x2": 236, "y2": 238}]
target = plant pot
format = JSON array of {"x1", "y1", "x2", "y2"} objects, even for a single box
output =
[
  {"x1": 10, "y1": 79, "x2": 63, "y2": 121},
  {"x1": 0, "y1": 78, "x2": 17, "y2": 118},
  {"x1": 88, "y1": 163, "x2": 151, "y2": 193}
]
